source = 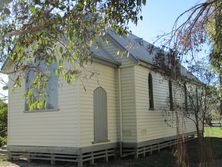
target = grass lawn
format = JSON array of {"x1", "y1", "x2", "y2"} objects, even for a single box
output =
[{"x1": 205, "y1": 127, "x2": 222, "y2": 138}]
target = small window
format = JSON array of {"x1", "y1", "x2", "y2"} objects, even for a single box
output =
[
  {"x1": 148, "y1": 73, "x2": 154, "y2": 109},
  {"x1": 169, "y1": 80, "x2": 173, "y2": 110},
  {"x1": 196, "y1": 87, "x2": 199, "y2": 110},
  {"x1": 25, "y1": 62, "x2": 58, "y2": 111},
  {"x1": 184, "y1": 82, "x2": 188, "y2": 111}
]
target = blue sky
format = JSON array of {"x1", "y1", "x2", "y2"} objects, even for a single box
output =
[
  {"x1": 129, "y1": 0, "x2": 204, "y2": 43},
  {"x1": 129, "y1": 0, "x2": 210, "y2": 71}
]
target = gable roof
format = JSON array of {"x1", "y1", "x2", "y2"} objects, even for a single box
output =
[
  {"x1": 106, "y1": 30, "x2": 200, "y2": 82},
  {"x1": 0, "y1": 30, "x2": 200, "y2": 83},
  {"x1": 91, "y1": 43, "x2": 121, "y2": 65},
  {"x1": 107, "y1": 30, "x2": 155, "y2": 64}
]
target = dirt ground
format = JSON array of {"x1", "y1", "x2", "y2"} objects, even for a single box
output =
[
  {"x1": 0, "y1": 159, "x2": 75, "y2": 167},
  {"x1": 0, "y1": 159, "x2": 135, "y2": 167},
  {"x1": 1, "y1": 158, "x2": 222, "y2": 167},
  {"x1": 0, "y1": 158, "x2": 137, "y2": 167}
]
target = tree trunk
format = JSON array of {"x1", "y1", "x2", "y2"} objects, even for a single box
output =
[{"x1": 195, "y1": 112, "x2": 206, "y2": 167}]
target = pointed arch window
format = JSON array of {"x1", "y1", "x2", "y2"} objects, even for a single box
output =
[
  {"x1": 169, "y1": 80, "x2": 174, "y2": 110},
  {"x1": 184, "y1": 82, "x2": 188, "y2": 111},
  {"x1": 196, "y1": 87, "x2": 199, "y2": 111},
  {"x1": 148, "y1": 73, "x2": 154, "y2": 109}
]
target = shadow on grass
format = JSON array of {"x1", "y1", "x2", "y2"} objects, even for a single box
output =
[
  {"x1": 186, "y1": 137, "x2": 222, "y2": 164},
  {"x1": 95, "y1": 137, "x2": 222, "y2": 167}
]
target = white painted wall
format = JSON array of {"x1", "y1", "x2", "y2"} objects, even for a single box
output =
[
  {"x1": 120, "y1": 66, "x2": 137, "y2": 143},
  {"x1": 134, "y1": 65, "x2": 197, "y2": 143},
  {"x1": 8, "y1": 73, "x2": 81, "y2": 147},
  {"x1": 79, "y1": 62, "x2": 119, "y2": 147},
  {"x1": 7, "y1": 60, "x2": 199, "y2": 149}
]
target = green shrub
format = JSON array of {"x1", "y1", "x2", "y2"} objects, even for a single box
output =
[
  {"x1": 0, "y1": 136, "x2": 6, "y2": 147},
  {"x1": 0, "y1": 100, "x2": 7, "y2": 148}
]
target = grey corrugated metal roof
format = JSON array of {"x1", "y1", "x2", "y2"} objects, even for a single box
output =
[
  {"x1": 91, "y1": 43, "x2": 121, "y2": 65},
  {"x1": 1, "y1": 42, "x2": 120, "y2": 72},
  {"x1": 107, "y1": 30, "x2": 155, "y2": 64},
  {"x1": 107, "y1": 30, "x2": 199, "y2": 82},
  {"x1": 1, "y1": 30, "x2": 200, "y2": 82}
]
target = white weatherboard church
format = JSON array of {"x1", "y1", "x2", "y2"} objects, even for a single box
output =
[{"x1": 2, "y1": 30, "x2": 200, "y2": 167}]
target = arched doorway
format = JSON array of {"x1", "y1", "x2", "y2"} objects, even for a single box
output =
[{"x1": 93, "y1": 87, "x2": 108, "y2": 143}]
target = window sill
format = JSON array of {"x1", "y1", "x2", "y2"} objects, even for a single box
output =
[
  {"x1": 92, "y1": 140, "x2": 110, "y2": 144},
  {"x1": 24, "y1": 108, "x2": 60, "y2": 113},
  {"x1": 149, "y1": 108, "x2": 155, "y2": 111}
]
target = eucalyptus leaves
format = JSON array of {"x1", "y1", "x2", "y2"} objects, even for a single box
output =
[{"x1": 0, "y1": 0, "x2": 146, "y2": 110}]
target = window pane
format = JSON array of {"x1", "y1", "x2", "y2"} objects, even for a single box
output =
[
  {"x1": 148, "y1": 73, "x2": 154, "y2": 109},
  {"x1": 46, "y1": 63, "x2": 58, "y2": 109},
  {"x1": 169, "y1": 80, "x2": 173, "y2": 110},
  {"x1": 25, "y1": 62, "x2": 58, "y2": 111}
]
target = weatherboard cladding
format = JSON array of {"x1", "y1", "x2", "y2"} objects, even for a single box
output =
[
  {"x1": 134, "y1": 65, "x2": 197, "y2": 142},
  {"x1": 79, "y1": 62, "x2": 119, "y2": 147},
  {"x1": 8, "y1": 74, "x2": 81, "y2": 147}
]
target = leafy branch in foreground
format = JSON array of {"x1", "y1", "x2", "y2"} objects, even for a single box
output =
[
  {"x1": 0, "y1": 0, "x2": 146, "y2": 110},
  {"x1": 154, "y1": 0, "x2": 222, "y2": 113}
]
